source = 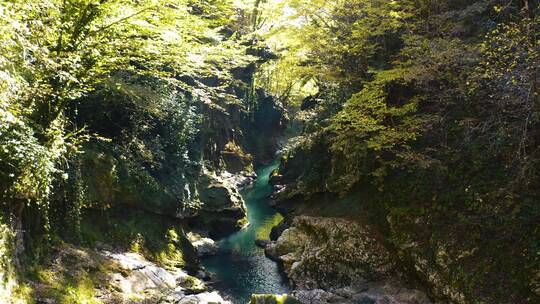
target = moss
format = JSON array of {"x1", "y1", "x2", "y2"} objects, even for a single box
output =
[
  {"x1": 222, "y1": 141, "x2": 254, "y2": 173},
  {"x1": 178, "y1": 275, "x2": 207, "y2": 293},
  {"x1": 22, "y1": 245, "x2": 107, "y2": 304},
  {"x1": 256, "y1": 213, "x2": 284, "y2": 240},
  {"x1": 79, "y1": 208, "x2": 199, "y2": 271},
  {"x1": 58, "y1": 273, "x2": 101, "y2": 304},
  {"x1": 237, "y1": 215, "x2": 249, "y2": 229},
  {"x1": 249, "y1": 294, "x2": 300, "y2": 304},
  {"x1": 11, "y1": 283, "x2": 34, "y2": 304}
]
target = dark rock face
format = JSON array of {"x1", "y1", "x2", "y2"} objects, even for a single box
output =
[
  {"x1": 246, "y1": 45, "x2": 279, "y2": 61},
  {"x1": 176, "y1": 74, "x2": 197, "y2": 86},
  {"x1": 73, "y1": 53, "x2": 288, "y2": 242},
  {"x1": 269, "y1": 136, "x2": 331, "y2": 200},
  {"x1": 231, "y1": 63, "x2": 256, "y2": 83},
  {"x1": 269, "y1": 217, "x2": 290, "y2": 241},
  {"x1": 221, "y1": 142, "x2": 254, "y2": 174},
  {"x1": 244, "y1": 89, "x2": 288, "y2": 165},
  {"x1": 300, "y1": 96, "x2": 319, "y2": 111},
  {"x1": 255, "y1": 239, "x2": 271, "y2": 248},
  {"x1": 200, "y1": 75, "x2": 223, "y2": 87},
  {"x1": 198, "y1": 85, "x2": 287, "y2": 170}
]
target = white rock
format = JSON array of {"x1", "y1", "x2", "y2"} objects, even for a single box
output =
[
  {"x1": 187, "y1": 232, "x2": 219, "y2": 256},
  {"x1": 177, "y1": 291, "x2": 232, "y2": 304},
  {"x1": 101, "y1": 251, "x2": 176, "y2": 292}
]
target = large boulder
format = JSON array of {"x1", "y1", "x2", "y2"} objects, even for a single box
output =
[
  {"x1": 221, "y1": 141, "x2": 254, "y2": 174},
  {"x1": 265, "y1": 216, "x2": 393, "y2": 289},
  {"x1": 197, "y1": 171, "x2": 245, "y2": 214},
  {"x1": 102, "y1": 251, "x2": 178, "y2": 293},
  {"x1": 265, "y1": 216, "x2": 431, "y2": 304},
  {"x1": 169, "y1": 291, "x2": 231, "y2": 304},
  {"x1": 293, "y1": 285, "x2": 431, "y2": 304},
  {"x1": 188, "y1": 170, "x2": 248, "y2": 238}
]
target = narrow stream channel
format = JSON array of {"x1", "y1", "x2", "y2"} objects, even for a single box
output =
[{"x1": 201, "y1": 159, "x2": 290, "y2": 303}]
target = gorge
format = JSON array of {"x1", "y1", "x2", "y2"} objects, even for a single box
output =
[{"x1": 1, "y1": 1, "x2": 540, "y2": 304}]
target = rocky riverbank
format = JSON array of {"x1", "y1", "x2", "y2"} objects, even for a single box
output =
[
  {"x1": 21, "y1": 168, "x2": 270, "y2": 304},
  {"x1": 26, "y1": 243, "x2": 231, "y2": 304}
]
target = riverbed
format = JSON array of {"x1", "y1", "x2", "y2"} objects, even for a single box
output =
[{"x1": 201, "y1": 160, "x2": 290, "y2": 303}]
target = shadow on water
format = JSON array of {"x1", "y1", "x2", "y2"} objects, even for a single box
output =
[{"x1": 201, "y1": 159, "x2": 290, "y2": 303}]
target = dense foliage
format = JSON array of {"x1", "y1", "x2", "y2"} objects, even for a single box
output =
[
  {"x1": 0, "y1": 0, "x2": 281, "y2": 277},
  {"x1": 267, "y1": 0, "x2": 540, "y2": 303},
  {"x1": 0, "y1": 0, "x2": 285, "y2": 301}
]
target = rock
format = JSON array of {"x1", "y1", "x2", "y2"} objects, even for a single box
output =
[
  {"x1": 248, "y1": 89, "x2": 288, "y2": 165},
  {"x1": 176, "y1": 291, "x2": 231, "y2": 304},
  {"x1": 221, "y1": 141, "x2": 254, "y2": 174},
  {"x1": 94, "y1": 241, "x2": 113, "y2": 251},
  {"x1": 102, "y1": 251, "x2": 177, "y2": 292},
  {"x1": 231, "y1": 63, "x2": 256, "y2": 83},
  {"x1": 300, "y1": 95, "x2": 319, "y2": 111},
  {"x1": 220, "y1": 170, "x2": 257, "y2": 190},
  {"x1": 255, "y1": 239, "x2": 271, "y2": 248},
  {"x1": 195, "y1": 269, "x2": 212, "y2": 281},
  {"x1": 161, "y1": 289, "x2": 231, "y2": 304},
  {"x1": 187, "y1": 232, "x2": 219, "y2": 257},
  {"x1": 192, "y1": 170, "x2": 248, "y2": 238},
  {"x1": 293, "y1": 289, "x2": 341, "y2": 304},
  {"x1": 198, "y1": 170, "x2": 245, "y2": 214},
  {"x1": 264, "y1": 242, "x2": 279, "y2": 262},
  {"x1": 192, "y1": 238, "x2": 219, "y2": 256},
  {"x1": 102, "y1": 249, "x2": 234, "y2": 302},
  {"x1": 25, "y1": 243, "x2": 232, "y2": 303},
  {"x1": 176, "y1": 74, "x2": 198, "y2": 86},
  {"x1": 267, "y1": 216, "x2": 431, "y2": 304},
  {"x1": 293, "y1": 283, "x2": 432, "y2": 304},
  {"x1": 386, "y1": 215, "x2": 468, "y2": 303},
  {"x1": 267, "y1": 216, "x2": 394, "y2": 289},
  {"x1": 177, "y1": 273, "x2": 208, "y2": 294},
  {"x1": 269, "y1": 218, "x2": 290, "y2": 241}
]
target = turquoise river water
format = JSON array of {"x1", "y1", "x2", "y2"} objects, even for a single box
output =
[{"x1": 201, "y1": 160, "x2": 290, "y2": 303}]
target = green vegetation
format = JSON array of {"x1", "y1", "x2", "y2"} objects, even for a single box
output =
[
  {"x1": 1, "y1": 0, "x2": 539, "y2": 303},
  {"x1": 256, "y1": 213, "x2": 283, "y2": 240},
  {"x1": 79, "y1": 208, "x2": 198, "y2": 270},
  {"x1": 249, "y1": 294, "x2": 300, "y2": 304},
  {"x1": 268, "y1": 1, "x2": 540, "y2": 303},
  {"x1": 21, "y1": 243, "x2": 130, "y2": 304},
  {"x1": 0, "y1": 0, "x2": 255, "y2": 238},
  {"x1": 0, "y1": 0, "x2": 281, "y2": 301}
]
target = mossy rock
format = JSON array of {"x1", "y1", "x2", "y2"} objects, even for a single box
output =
[
  {"x1": 249, "y1": 294, "x2": 300, "y2": 304},
  {"x1": 79, "y1": 208, "x2": 199, "y2": 272}
]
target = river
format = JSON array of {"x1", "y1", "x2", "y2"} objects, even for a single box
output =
[{"x1": 201, "y1": 159, "x2": 290, "y2": 303}]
